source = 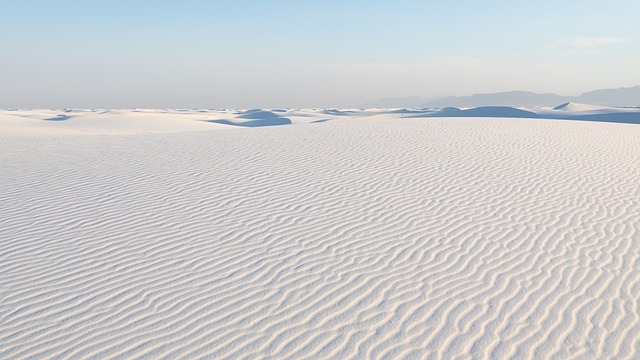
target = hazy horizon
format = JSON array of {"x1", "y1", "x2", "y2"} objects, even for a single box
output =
[{"x1": 2, "y1": 0, "x2": 639, "y2": 108}]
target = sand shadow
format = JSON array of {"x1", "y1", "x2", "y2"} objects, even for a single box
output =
[
  {"x1": 406, "y1": 106, "x2": 640, "y2": 125},
  {"x1": 44, "y1": 115, "x2": 73, "y2": 121},
  {"x1": 563, "y1": 113, "x2": 640, "y2": 125},
  {"x1": 310, "y1": 118, "x2": 335, "y2": 124},
  {"x1": 206, "y1": 118, "x2": 292, "y2": 127}
]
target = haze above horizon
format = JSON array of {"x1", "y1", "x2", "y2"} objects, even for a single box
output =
[{"x1": 2, "y1": 0, "x2": 639, "y2": 108}]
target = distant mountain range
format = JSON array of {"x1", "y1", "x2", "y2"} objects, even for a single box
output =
[{"x1": 360, "y1": 86, "x2": 640, "y2": 108}]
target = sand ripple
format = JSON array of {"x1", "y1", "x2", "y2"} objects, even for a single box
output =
[{"x1": 1, "y1": 117, "x2": 639, "y2": 359}]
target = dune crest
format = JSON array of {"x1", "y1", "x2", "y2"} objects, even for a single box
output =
[{"x1": 553, "y1": 102, "x2": 610, "y2": 111}]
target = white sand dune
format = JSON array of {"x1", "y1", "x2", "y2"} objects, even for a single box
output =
[
  {"x1": 390, "y1": 103, "x2": 640, "y2": 125},
  {"x1": 1, "y1": 109, "x2": 640, "y2": 359},
  {"x1": 0, "y1": 109, "x2": 234, "y2": 137},
  {"x1": 530, "y1": 104, "x2": 640, "y2": 125},
  {"x1": 551, "y1": 102, "x2": 611, "y2": 112}
]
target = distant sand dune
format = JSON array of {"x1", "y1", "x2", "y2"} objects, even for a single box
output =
[{"x1": 1, "y1": 111, "x2": 640, "y2": 359}]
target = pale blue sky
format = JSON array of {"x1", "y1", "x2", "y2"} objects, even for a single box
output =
[{"x1": 1, "y1": 0, "x2": 639, "y2": 108}]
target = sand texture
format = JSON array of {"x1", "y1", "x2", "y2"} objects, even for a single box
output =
[{"x1": 1, "y1": 109, "x2": 640, "y2": 359}]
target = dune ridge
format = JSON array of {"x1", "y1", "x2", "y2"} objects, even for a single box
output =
[{"x1": 1, "y1": 112, "x2": 640, "y2": 359}]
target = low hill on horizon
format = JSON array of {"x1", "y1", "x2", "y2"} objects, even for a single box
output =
[{"x1": 360, "y1": 86, "x2": 640, "y2": 108}]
